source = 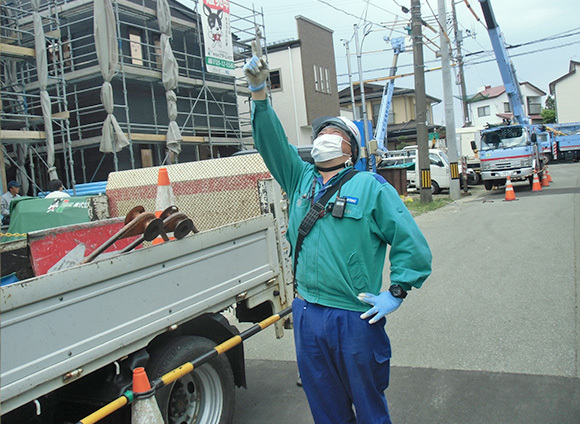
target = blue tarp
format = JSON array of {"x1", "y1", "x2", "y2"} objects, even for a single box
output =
[{"x1": 38, "y1": 181, "x2": 107, "y2": 198}]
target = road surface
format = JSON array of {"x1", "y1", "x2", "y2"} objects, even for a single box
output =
[{"x1": 231, "y1": 162, "x2": 580, "y2": 424}]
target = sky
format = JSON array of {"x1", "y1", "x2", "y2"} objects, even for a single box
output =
[{"x1": 223, "y1": 0, "x2": 580, "y2": 126}]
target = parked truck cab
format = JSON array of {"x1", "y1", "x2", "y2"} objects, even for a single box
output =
[
  {"x1": 479, "y1": 125, "x2": 545, "y2": 190},
  {"x1": 379, "y1": 148, "x2": 453, "y2": 194}
]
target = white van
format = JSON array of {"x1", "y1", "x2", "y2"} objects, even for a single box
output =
[{"x1": 379, "y1": 148, "x2": 451, "y2": 194}]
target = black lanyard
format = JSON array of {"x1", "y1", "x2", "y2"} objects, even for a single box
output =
[{"x1": 293, "y1": 169, "x2": 358, "y2": 275}]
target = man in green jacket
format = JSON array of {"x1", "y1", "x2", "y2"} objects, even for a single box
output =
[{"x1": 244, "y1": 42, "x2": 432, "y2": 424}]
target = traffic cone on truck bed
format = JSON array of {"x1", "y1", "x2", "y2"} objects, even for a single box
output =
[
  {"x1": 504, "y1": 176, "x2": 517, "y2": 201},
  {"x1": 131, "y1": 367, "x2": 164, "y2": 424},
  {"x1": 153, "y1": 167, "x2": 176, "y2": 245},
  {"x1": 532, "y1": 173, "x2": 542, "y2": 192},
  {"x1": 155, "y1": 167, "x2": 176, "y2": 217}
]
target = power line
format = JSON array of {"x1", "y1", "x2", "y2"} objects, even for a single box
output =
[
  {"x1": 464, "y1": 39, "x2": 580, "y2": 68},
  {"x1": 366, "y1": 0, "x2": 405, "y2": 20},
  {"x1": 424, "y1": 0, "x2": 451, "y2": 44},
  {"x1": 337, "y1": 57, "x2": 441, "y2": 82},
  {"x1": 336, "y1": 35, "x2": 580, "y2": 87},
  {"x1": 313, "y1": 0, "x2": 388, "y2": 29},
  {"x1": 460, "y1": 0, "x2": 485, "y2": 30},
  {"x1": 463, "y1": 29, "x2": 580, "y2": 58}
]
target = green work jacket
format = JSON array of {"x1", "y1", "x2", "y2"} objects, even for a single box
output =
[{"x1": 252, "y1": 99, "x2": 432, "y2": 312}]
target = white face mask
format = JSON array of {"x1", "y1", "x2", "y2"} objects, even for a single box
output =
[{"x1": 311, "y1": 134, "x2": 348, "y2": 163}]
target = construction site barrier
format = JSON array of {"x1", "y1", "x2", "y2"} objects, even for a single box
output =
[{"x1": 75, "y1": 306, "x2": 293, "y2": 424}]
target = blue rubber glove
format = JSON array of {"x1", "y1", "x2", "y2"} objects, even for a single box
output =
[
  {"x1": 358, "y1": 292, "x2": 403, "y2": 324},
  {"x1": 243, "y1": 40, "x2": 269, "y2": 92}
]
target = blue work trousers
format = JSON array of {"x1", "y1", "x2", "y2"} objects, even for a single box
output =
[{"x1": 293, "y1": 297, "x2": 392, "y2": 424}]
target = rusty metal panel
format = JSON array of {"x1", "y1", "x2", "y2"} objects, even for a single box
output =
[{"x1": 27, "y1": 218, "x2": 140, "y2": 276}]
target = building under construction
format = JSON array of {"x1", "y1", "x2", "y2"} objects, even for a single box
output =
[{"x1": 0, "y1": 0, "x2": 264, "y2": 195}]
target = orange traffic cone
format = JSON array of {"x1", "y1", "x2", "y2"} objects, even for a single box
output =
[
  {"x1": 155, "y1": 168, "x2": 176, "y2": 218},
  {"x1": 531, "y1": 173, "x2": 542, "y2": 192},
  {"x1": 504, "y1": 176, "x2": 517, "y2": 201},
  {"x1": 153, "y1": 168, "x2": 176, "y2": 245},
  {"x1": 131, "y1": 367, "x2": 164, "y2": 424},
  {"x1": 541, "y1": 171, "x2": 549, "y2": 187},
  {"x1": 546, "y1": 166, "x2": 553, "y2": 182}
]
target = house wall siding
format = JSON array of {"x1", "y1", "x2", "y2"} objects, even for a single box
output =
[
  {"x1": 268, "y1": 46, "x2": 309, "y2": 145},
  {"x1": 296, "y1": 17, "x2": 339, "y2": 124},
  {"x1": 554, "y1": 71, "x2": 580, "y2": 123}
]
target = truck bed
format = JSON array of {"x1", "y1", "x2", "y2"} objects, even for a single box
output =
[{"x1": 1, "y1": 214, "x2": 284, "y2": 414}]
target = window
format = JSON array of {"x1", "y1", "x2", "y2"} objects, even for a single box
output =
[
  {"x1": 313, "y1": 64, "x2": 331, "y2": 94},
  {"x1": 270, "y1": 69, "x2": 281, "y2": 90},
  {"x1": 528, "y1": 98, "x2": 541, "y2": 115},
  {"x1": 429, "y1": 153, "x2": 444, "y2": 167},
  {"x1": 477, "y1": 105, "x2": 490, "y2": 117},
  {"x1": 504, "y1": 102, "x2": 511, "y2": 113},
  {"x1": 313, "y1": 65, "x2": 319, "y2": 91},
  {"x1": 129, "y1": 27, "x2": 144, "y2": 65}
]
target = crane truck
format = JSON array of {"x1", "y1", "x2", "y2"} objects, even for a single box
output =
[
  {"x1": 546, "y1": 122, "x2": 580, "y2": 162},
  {"x1": 477, "y1": 0, "x2": 548, "y2": 190},
  {"x1": 0, "y1": 154, "x2": 294, "y2": 424},
  {"x1": 372, "y1": 36, "x2": 406, "y2": 154}
]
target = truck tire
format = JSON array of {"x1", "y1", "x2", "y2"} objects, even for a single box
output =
[
  {"x1": 468, "y1": 172, "x2": 481, "y2": 185},
  {"x1": 147, "y1": 336, "x2": 235, "y2": 424},
  {"x1": 431, "y1": 180, "x2": 440, "y2": 195},
  {"x1": 484, "y1": 180, "x2": 493, "y2": 190}
]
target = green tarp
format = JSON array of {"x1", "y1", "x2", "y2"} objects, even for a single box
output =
[{"x1": 2, "y1": 196, "x2": 92, "y2": 243}]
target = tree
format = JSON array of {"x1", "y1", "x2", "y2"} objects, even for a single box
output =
[
  {"x1": 541, "y1": 95, "x2": 556, "y2": 123},
  {"x1": 395, "y1": 136, "x2": 408, "y2": 150},
  {"x1": 541, "y1": 109, "x2": 556, "y2": 123}
]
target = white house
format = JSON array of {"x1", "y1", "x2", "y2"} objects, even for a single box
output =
[
  {"x1": 467, "y1": 82, "x2": 546, "y2": 127},
  {"x1": 549, "y1": 60, "x2": 580, "y2": 124}
]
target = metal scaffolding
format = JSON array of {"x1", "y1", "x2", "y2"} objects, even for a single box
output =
[{"x1": 0, "y1": 0, "x2": 266, "y2": 194}]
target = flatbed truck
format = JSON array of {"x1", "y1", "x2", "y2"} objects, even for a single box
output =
[{"x1": 1, "y1": 155, "x2": 293, "y2": 424}]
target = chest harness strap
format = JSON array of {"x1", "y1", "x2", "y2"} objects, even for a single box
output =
[{"x1": 292, "y1": 169, "x2": 358, "y2": 276}]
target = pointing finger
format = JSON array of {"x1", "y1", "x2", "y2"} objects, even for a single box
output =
[
  {"x1": 254, "y1": 24, "x2": 263, "y2": 57},
  {"x1": 251, "y1": 40, "x2": 263, "y2": 59}
]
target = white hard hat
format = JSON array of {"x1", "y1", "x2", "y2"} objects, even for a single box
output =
[{"x1": 312, "y1": 116, "x2": 362, "y2": 164}]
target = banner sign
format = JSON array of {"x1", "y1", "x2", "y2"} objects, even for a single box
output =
[{"x1": 201, "y1": 0, "x2": 235, "y2": 76}]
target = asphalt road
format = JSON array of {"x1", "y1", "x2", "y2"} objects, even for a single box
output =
[{"x1": 231, "y1": 162, "x2": 580, "y2": 424}]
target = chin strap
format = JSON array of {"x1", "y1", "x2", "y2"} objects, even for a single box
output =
[
  {"x1": 315, "y1": 163, "x2": 346, "y2": 172},
  {"x1": 316, "y1": 156, "x2": 354, "y2": 172}
]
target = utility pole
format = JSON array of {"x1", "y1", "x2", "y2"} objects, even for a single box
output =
[
  {"x1": 411, "y1": 0, "x2": 432, "y2": 204},
  {"x1": 451, "y1": 0, "x2": 471, "y2": 126},
  {"x1": 354, "y1": 24, "x2": 371, "y2": 170},
  {"x1": 342, "y1": 39, "x2": 357, "y2": 120},
  {"x1": 438, "y1": 0, "x2": 460, "y2": 200}
]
